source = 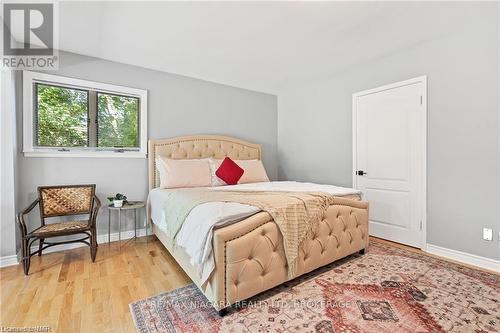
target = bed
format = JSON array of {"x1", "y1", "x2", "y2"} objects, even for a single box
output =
[{"x1": 148, "y1": 135, "x2": 369, "y2": 314}]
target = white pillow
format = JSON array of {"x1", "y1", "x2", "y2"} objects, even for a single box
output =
[
  {"x1": 156, "y1": 157, "x2": 212, "y2": 189},
  {"x1": 208, "y1": 158, "x2": 226, "y2": 186},
  {"x1": 209, "y1": 158, "x2": 269, "y2": 185}
]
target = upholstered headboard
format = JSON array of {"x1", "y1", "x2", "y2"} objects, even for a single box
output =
[{"x1": 148, "y1": 135, "x2": 262, "y2": 190}]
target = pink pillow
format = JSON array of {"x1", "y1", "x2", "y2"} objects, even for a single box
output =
[
  {"x1": 236, "y1": 159, "x2": 270, "y2": 184},
  {"x1": 156, "y1": 157, "x2": 211, "y2": 188},
  {"x1": 209, "y1": 158, "x2": 269, "y2": 185}
]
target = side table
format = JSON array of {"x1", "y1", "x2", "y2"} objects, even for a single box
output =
[{"x1": 107, "y1": 201, "x2": 147, "y2": 246}]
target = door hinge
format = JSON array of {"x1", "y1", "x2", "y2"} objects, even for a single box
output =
[
  {"x1": 420, "y1": 96, "x2": 423, "y2": 105},
  {"x1": 419, "y1": 220, "x2": 423, "y2": 230}
]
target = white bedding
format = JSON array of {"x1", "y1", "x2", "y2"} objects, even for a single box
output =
[{"x1": 149, "y1": 181, "x2": 361, "y2": 284}]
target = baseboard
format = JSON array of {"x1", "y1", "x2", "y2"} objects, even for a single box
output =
[
  {"x1": 426, "y1": 243, "x2": 500, "y2": 272},
  {"x1": 0, "y1": 254, "x2": 19, "y2": 268},
  {"x1": 0, "y1": 228, "x2": 148, "y2": 268},
  {"x1": 96, "y1": 228, "x2": 149, "y2": 244}
]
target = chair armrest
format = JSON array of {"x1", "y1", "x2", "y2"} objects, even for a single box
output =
[
  {"x1": 90, "y1": 195, "x2": 101, "y2": 226},
  {"x1": 16, "y1": 198, "x2": 40, "y2": 237}
]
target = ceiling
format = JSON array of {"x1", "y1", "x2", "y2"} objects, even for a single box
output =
[{"x1": 18, "y1": 1, "x2": 491, "y2": 94}]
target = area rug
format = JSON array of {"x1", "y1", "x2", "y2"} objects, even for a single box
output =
[{"x1": 130, "y1": 241, "x2": 499, "y2": 333}]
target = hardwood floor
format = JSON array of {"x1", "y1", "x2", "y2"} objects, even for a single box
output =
[
  {"x1": 1, "y1": 236, "x2": 496, "y2": 332},
  {"x1": 0, "y1": 237, "x2": 190, "y2": 333}
]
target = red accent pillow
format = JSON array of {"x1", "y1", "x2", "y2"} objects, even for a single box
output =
[{"x1": 215, "y1": 157, "x2": 244, "y2": 185}]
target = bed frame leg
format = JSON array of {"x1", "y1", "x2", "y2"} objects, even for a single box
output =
[
  {"x1": 217, "y1": 308, "x2": 228, "y2": 316},
  {"x1": 359, "y1": 248, "x2": 366, "y2": 255}
]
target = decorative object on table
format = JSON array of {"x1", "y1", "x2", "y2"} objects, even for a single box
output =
[
  {"x1": 17, "y1": 184, "x2": 101, "y2": 275},
  {"x1": 107, "y1": 193, "x2": 128, "y2": 207},
  {"x1": 107, "y1": 201, "x2": 147, "y2": 247},
  {"x1": 130, "y1": 240, "x2": 499, "y2": 333}
]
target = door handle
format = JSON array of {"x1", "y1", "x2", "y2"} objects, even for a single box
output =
[{"x1": 357, "y1": 170, "x2": 367, "y2": 176}]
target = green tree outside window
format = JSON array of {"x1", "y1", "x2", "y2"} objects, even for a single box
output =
[
  {"x1": 36, "y1": 84, "x2": 88, "y2": 147},
  {"x1": 97, "y1": 93, "x2": 139, "y2": 148},
  {"x1": 36, "y1": 84, "x2": 139, "y2": 149}
]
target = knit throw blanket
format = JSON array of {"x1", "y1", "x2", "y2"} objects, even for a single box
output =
[{"x1": 163, "y1": 189, "x2": 336, "y2": 277}]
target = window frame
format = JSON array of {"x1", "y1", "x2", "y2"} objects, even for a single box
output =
[{"x1": 23, "y1": 71, "x2": 148, "y2": 158}]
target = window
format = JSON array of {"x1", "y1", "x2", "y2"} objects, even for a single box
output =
[
  {"x1": 23, "y1": 71, "x2": 147, "y2": 158},
  {"x1": 35, "y1": 83, "x2": 89, "y2": 147}
]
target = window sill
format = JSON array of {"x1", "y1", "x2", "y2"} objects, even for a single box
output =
[{"x1": 23, "y1": 150, "x2": 147, "y2": 158}]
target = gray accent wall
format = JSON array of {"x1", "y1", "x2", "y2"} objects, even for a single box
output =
[
  {"x1": 9, "y1": 51, "x2": 277, "y2": 255},
  {"x1": 278, "y1": 5, "x2": 499, "y2": 260}
]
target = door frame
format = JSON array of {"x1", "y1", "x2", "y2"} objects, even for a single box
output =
[{"x1": 352, "y1": 76, "x2": 427, "y2": 250}]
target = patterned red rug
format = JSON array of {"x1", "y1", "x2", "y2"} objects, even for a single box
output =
[{"x1": 130, "y1": 241, "x2": 499, "y2": 333}]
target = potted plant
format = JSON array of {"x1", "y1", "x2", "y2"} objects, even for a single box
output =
[{"x1": 107, "y1": 193, "x2": 128, "y2": 208}]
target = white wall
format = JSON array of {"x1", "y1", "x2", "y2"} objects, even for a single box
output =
[
  {"x1": 0, "y1": 71, "x2": 19, "y2": 259},
  {"x1": 278, "y1": 5, "x2": 499, "y2": 260},
  {"x1": 4, "y1": 51, "x2": 277, "y2": 257}
]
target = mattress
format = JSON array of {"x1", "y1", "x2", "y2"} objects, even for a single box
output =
[{"x1": 148, "y1": 181, "x2": 362, "y2": 284}]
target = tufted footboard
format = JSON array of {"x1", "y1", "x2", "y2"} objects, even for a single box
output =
[
  {"x1": 153, "y1": 197, "x2": 368, "y2": 311},
  {"x1": 210, "y1": 197, "x2": 369, "y2": 309}
]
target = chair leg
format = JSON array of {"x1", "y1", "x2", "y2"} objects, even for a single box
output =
[
  {"x1": 90, "y1": 230, "x2": 97, "y2": 262},
  {"x1": 22, "y1": 238, "x2": 31, "y2": 275},
  {"x1": 38, "y1": 238, "x2": 44, "y2": 256},
  {"x1": 23, "y1": 256, "x2": 31, "y2": 276},
  {"x1": 94, "y1": 228, "x2": 98, "y2": 246}
]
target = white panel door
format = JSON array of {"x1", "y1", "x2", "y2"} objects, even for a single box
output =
[{"x1": 353, "y1": 77, "x2": 426, "y2": 248}]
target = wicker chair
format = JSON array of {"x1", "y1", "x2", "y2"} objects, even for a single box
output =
[{"x1": 17, "y1": 184, "x2": 101, "y2": 275}]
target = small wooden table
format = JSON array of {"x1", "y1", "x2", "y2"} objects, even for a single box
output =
[{"x1": 107, "y1": 201, "x2": 147, "y2": 246}]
